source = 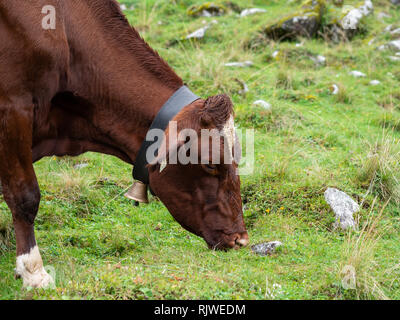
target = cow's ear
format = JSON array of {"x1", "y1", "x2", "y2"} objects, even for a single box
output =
[{"x1": 200, "y1": 94, "x2": 234, "y2": 129}]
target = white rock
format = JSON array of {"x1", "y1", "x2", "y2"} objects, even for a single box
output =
[
  {"x1": 253, "y1": 100, "x2": 271, "y2": 110},
  {"x1": 330, "y1": 84, "x2": 339, "y2": 95},
  {"x1": 341, "y1": 9, "x2": 364, "y2": 30},
  {"x1": 295, "y1": 42, "x2": 304, "y2": 47},
  {"x1": 384, "y1": 24, "x2": 393, "y2": 32},
  {"x1": 186, "y1": 26, "x2": 209, "y2": 39},
  {"x1": 390, "y1": 28, "x2": 400, "y2": 35},
  {"x1": 369, "y1": 80, "x2": 381, "y2": 85},
  {"x1": 360, "y1": 0, "x2": 373, "y2": 15},
  {"x1": 349, "y1": 70, "x2": 366, "y2": 78},
  {"x1": 201, "y1": 10, "x2": 212, "y2": 17},
  {"x1": 341, "y1": 0, "x2": 373, "y2": 30},
  {"x1": 389, "y1": 56, "x2": 400, "y2": 61},
  {"x1": 235, "y1": 79, "x2": 249, "y2": 95},
  {"x1": 272, "y1": 50, "x2": 280, "y2": 59},
  {"x1": 388, "y1": 40, "x2": 400, "y2": 51},
  {"x1": 251, "y1": 241, "x2": 283, "y2": 256},
  {"x1": 368, "y1": 38, "x2": 375, "y2": 46},
  {"x1": 240, "y1": 8, "x2": 267, "y2": 17},
  {"x1": 74, "y1": 163, "x2": 88, "y2": 169},
  {"x1": 396, "y1": 52, "x2": 400, "y2": 57},
  {"x1": 224, "y1": 61, "x2": 253, "y2": 67},
  {"x1": 378, "y1": 44, "x2": 387, "y2": 51},
  {"x1": 377, "y1": 12, "x2": 391, "y2": 20},
  {"x1": 311, "y1": 55, "x2": 326, "y2": 66},
  {"x1": 120, "y1": 4, "x2": 127, "y2": 11},
  {"x1": 324, "y1": 188, "x2": 359, "y2": 230}
]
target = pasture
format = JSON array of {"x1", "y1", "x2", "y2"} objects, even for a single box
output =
[{"x1": 1, "y1": 0, "x2": 400, "y2": 299}]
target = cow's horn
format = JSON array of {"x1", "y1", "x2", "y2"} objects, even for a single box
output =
[{"x1": 124, "y1": 181, "x2": 149, "y2": 203}]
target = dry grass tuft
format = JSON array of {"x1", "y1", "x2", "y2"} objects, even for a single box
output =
[
  {"x1": 338, "y1": 198, "x2": 390, "y2": 300},
  {"x1": 357, "y1": 132, "x2": 400, "y2": 204}
]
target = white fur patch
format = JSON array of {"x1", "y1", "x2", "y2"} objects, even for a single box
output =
[
  {"x1": 221, "y1": 115, "x2": 235, "y2": 161},
  {"x1": 16, "y1": 246, "x2": 54, "y2": 288},
  {"x1": 159, "y1": 158, "x2": 167, "y2": 172}
]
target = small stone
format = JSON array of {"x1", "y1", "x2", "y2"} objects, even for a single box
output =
[
  {"x1": 349, "y1": 70, "x2": 366, "y2": 78},
  {"x1": 369, "y1": 80, "x2": 381, "y2": 85},
  {"x1": 74, "y1": 163, "x2": 88, "y2": 170},
  {"x1": 387, "y1": 40, "x2": 400, "y2": 51},
  {"x1": 378, "y1": 44, "x2": 387, "y2": 51},
  {"x1": 311, "y1": 55, "x2": 326, "y2": 66},
  {"x1": 391, "y1": 28, "x2": 400, "y2": 35},
  {"x1": 235, "y1": 79, "x2": 249, "y2": 95},
  {"x1": 388, "y1": 56, "x2": 400, "y2": 62},
  {"x1": 324, "y1": 188, "x2": 359, "y2": 230},
  {"x1": 330, "y1": 84, "x2": 339, "y2": 95},
  {"x1": 240, "y1": 8, "x2": 267, "y2": 17},
  {"x1": 186, "y1": 26, "x2": 209, "y2": 39},
  {"x1": 251, "y1": 241, "x2": 283, "y2": 256},
  {"x1": 120, "y1": 4, "x2": 127, "y2": 11},
  {"x1": 253, "y1": 100, "x2": 271, "y2": 110},
  {"x1": 224, "y1": 61, "x2": 253, "y2": 67},
  {"x1": 272, "y1": 50, "x2": 280, "y2": 59},
  {"x1": 384, "y1": 24, "x2": 393, "y2": 32},
  {"x1": 377, "y1": 12, "x2": 391, "y2": 20}
]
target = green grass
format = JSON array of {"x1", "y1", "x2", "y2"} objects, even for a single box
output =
[{"x1": 1, "y1": 0, "x2": 400, "y2": 299}]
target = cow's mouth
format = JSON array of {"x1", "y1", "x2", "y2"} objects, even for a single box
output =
[{"x1": 206, "y1": 231, "x2": 249, "y2": 250}]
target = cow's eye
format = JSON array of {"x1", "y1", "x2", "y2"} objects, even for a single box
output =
[{"x1": 202, "y1": 163, "x2": 218, "y2": 175}]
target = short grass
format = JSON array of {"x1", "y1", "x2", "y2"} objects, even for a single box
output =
[{"x1": 1, "y1": 0, "x2": 400, "y2": 300}]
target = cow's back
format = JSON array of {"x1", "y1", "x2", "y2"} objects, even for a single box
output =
[{"x1": 0, "y1": 0, "x2": 69, "y2": 101}]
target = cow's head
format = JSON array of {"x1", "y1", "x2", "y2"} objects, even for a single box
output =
[{"x1": 147, "y1": 94, "x2": 248, "y2": 250}]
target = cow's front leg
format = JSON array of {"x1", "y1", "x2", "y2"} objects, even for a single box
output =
[{"x1": 0, "y1": 101, "x2": 53, "y2": 288}]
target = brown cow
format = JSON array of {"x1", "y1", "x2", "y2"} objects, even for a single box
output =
[{"x1": 0, "y1": 0, "x2": 248, "y2": 288}]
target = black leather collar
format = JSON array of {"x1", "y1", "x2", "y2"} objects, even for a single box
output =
[{"x1": 133, "y1": 86, "x2": 199, "y2": 185}]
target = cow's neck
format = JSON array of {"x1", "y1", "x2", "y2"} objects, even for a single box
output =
[{"x1": 43, "y1": 1, "x2": 185, "y2": 164}]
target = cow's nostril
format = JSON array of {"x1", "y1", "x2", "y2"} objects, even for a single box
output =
[{"x1": 235, "y1": 237, "x2": 249, "y2": 247}]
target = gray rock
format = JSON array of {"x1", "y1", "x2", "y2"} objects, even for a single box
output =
[
  {"x1": 240, "y1": 8, "x2": 267, "y2": 17},
  {"x1": 235, "y1": 79, "x2": 249, "y2": 95},
  {"x1": 310, "y1": 55, "x2": 326, "y2": 66},
  {"x1": 253, "y1": 100, "x2": 271, "y2": 111},
  {"x1": 377, "y1": 12, "x2": 391, "y2": 20},
  {"x1": 324, "y1": 0, "x2": 373, "y2": 42},
  {"x1": 252, "y1": 241, "x2": 283, "y2": 256},
  {"x1": 391, "y1": 0, "x2": 400, "y2": 5},
  {"x1": 349, "y1": 70, "x2": 366, "y2": 78},
  {"x1": 324, "y1": 188, "x2": 359, "y2": 230},
  {"x1": 341, "y1": 0, "x2": 373, "y2": 29},
  {"x1": 389, "y1": 56, "x2": 400, "y2": 62},
  {"x1": 224, "y1": 61, "x2": 253, "y2": 68},
  {"x1": 188, "y1": 3, "x2": 227, "y2": 17},
  {"x1": 330, "y1": 84, "x2": 339, "y2": 95},
  {"x1": 388, "y1": 40, "x2": 400, "y2": 51},
  {"x1": 186, "y1": 26, "x2": 210, "y2": 40},
  {"x1": 369, "y1": 80, "x2": 381, "y2": 85},
  {"x1": 74, "y1": 163, "x2": 89, "y2": 170},
  {"x1": 390, "y1": 28, "x2": 400, "y2": 35},
  {"x1": 262, "y1": 0, "x2": 324, "y2": 40}
]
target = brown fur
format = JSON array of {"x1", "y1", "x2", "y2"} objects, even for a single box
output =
[{"x1": 0, "y1": 0, "x2": 248, "y2": 279}]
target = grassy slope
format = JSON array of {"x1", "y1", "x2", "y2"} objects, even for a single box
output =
[{"x1": 1, "y1": 0, "x2": 400, "y2": 299}]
